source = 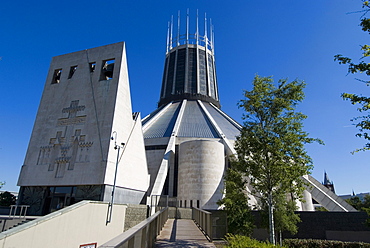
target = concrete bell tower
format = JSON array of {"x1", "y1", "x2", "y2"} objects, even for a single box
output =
[{"x1": 17, "y1": 42, "x2": 149, "y2": 215}]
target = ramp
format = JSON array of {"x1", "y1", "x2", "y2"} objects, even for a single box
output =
[{"x1": 156, "y1": 219, "x2": 215, "y2": 247}]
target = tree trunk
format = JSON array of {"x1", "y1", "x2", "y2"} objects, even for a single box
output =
[
  {"x1": 279, "y1": 230, "x2": 282, "y2": 246},
  {"x1": 268, "y1": 193, "x2": 275, "y2": 245}
]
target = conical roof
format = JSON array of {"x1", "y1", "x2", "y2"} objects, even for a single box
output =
[{"x1": 142, "y1": 100, "x2": 241, "y2": 140}]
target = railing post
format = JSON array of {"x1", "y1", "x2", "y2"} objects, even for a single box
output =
[
  {"x1": 141, "y1": 226, "x2": 147, "y2": 248},
  {"x1": 9, "y1": 205, "x2": 14, "y2": 218},
  {"x1": 207, "y1": 213, "x2": 212, "y2": 241},
  {"x1": 192, "y1": 207, "x2": 213, "y2": 242},
  {"x1": 8, "y1": 205, "x2": 29, "y2": 219},
  {"x1": 128, "y1": 236, "x2": 134, "y2": 248},
  {"x1": 147, "y1": 219, "x2": 154, "y2": 248}
]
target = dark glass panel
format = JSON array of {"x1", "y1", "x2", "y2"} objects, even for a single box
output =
[
  {"x1": 54, "y1": 186, "x2": 73, "y2": 194},
  {"x1": 165, "y1": 52, "x2": 176, "y2": 96},
  {"x1": 208, "y1": 54, "x2": 215, "y2": 98},
  {"x1": 175, "y1": 48, "x2": 186, "y2": 94},
  {"x1": 160, "y1": 57, "x2": 169, "y2": 98},
  {"x1": 187, "y1": 48, "x2": 197, "y2": 94},
  {"x1": 199, "y1": 50, "x2": 207, "y2": 95}
]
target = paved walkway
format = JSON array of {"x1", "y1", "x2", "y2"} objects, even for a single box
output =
[{"x1": 155, "y1": 219, "x2": 216, "y2": 248}]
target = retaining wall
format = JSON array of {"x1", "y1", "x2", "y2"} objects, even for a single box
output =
[
  {"x1": 252, "y1": 211, "x2": 370, "y2": 242},
  {"x1": 0, "y1": 201, "x2": 127, "y2": 248}
]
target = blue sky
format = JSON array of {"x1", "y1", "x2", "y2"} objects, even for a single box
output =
[{"x1": 0, "y1": 1, "x2": 369, "y2": 195}]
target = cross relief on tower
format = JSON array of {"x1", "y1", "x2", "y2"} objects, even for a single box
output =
[
  {"x1": 36, "y1": 100, "x2": 93, "y2": 178},
  {"x1": 57, "y1": 100, "x2": 86, "y2": 126}
]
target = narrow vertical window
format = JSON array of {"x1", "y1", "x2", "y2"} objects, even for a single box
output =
[
  {"x1": 89, "y1": 62, "x2": 96, "y2": 72},
  {"x1": 100, "y1": 59, "x2": 115, "y2": 80},
  {"x1": 68, "y1": 65, "x2": 77, "y2": 79},
  {"x1": 52, "y1": 69, "x2": 62, "y2": 84}
]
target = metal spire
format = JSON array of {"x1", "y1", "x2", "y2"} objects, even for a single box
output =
[
  {"x1": 177, "y1": 11, "x2": 180, "y2": 46},
  {"x1": 196, "y1": 9, "x2": 199, "y2": 45},
  {"x1": 212, "y1": 24, "x2": 215, "y2": 52},
  {"x1": 204, "y1": 13, "x2": 208, "y2": 41},
  {"x1": 170, "y1": 15, "x2": 173, "y2": 50},
  {"x1": 186, "y1": 9, "x2": 189, "y2": 44},
  {"x1": 210, "y1": 18, "x2": 213, "y2": 51},
  {"x1": 166, "y1": 21, "x2": 170, "y2": 53}
]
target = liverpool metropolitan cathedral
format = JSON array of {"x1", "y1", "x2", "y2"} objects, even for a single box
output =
[{"x1": 17, "y1": 14, "x2": 355, "y2": 215}]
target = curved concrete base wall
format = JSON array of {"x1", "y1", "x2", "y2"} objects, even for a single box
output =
[
  {"x1": 301, "y1": 190, "x2": 315, "y2": 211},
  {"x1": 177, "y1": 140, "x2": 224, "y2": 209}
]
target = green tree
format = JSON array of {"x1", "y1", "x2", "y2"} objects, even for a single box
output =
[
  {"x1": 346, "y1": 195, "x2": 370, "y2": 226},
  {"x1": 0, "y1": 191, "x2": 16, "y2": 207},
  {"x1": 345, "y1": 196, "x2": 363, "y2": 210},
  {"x1": 335, "y1": 1, "x2": 370, "y2": 153},
  {"x1": 233, "y1": 75, "x2": 322, "y2": 244},
  {"x1": 0, "y1": 181, "x2": 4, "y2": 189},
  {"x1": 271, "y1": 194, "x2": 301, "y2": 241},
  {"x1": 218, "y1": 167, "x2": 254, "y2": 236}
]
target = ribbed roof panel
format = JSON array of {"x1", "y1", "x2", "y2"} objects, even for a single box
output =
[
  {"x1": 203, "y1": 102, "x2": 241, "y2": 140},
  {"x1": 143, "y1": 102, "x2": 181, "y2": 139},
  {"x1": 142, "y1": 104, "x2": 165, "y2": 126},
  {"x1": 143, "y1": 100, "x2": 241, "y2": 140},
  {"x1": 177, "y1": 101, "x2": 219, "y2": 138}
]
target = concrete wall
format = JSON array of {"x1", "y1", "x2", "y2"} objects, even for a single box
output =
[
  {"x1": 123, "y1": 204, "x2": 148, "y2": 231},
  {"x1": 168, "y1": 207, "x2": 192, "y2": 219},
  {"x1": 145, "y1": 149, "x2": 166, "y2": 194},
  {"x1": 286, "y1": 211, "x2": 370, "y2": 240},
  {"x1": 0, "y1": 201, "x2": 127, "y2": 248},
  {"x1": 177, "y1": 140, "x2": 224, "y2": 209},
  {"x1": 251, "y1": 211, "x2": 370, "y2": 243},
  {"x1": 326, "y1": 231, "x2": 370, "y2": 243},
  {"x1": 102, "y1": 185, "x2": 146, "y2": 206},
  {"x1": 105, "y1": 113, "x2": 150, "y2": 193},
  {"x1": 207, "y1": 210, "x2": 227, "y2": 240}
]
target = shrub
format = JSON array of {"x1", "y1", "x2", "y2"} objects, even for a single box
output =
[
  {"x1": 225, "y1": 234, "x2": 287, "y2": 248},
  {"x1": 0, "y1": 191, "x2": 16, "y2": 207},
  {"x1": 283, "y1": 239, "x2": 370, "y2": 248}
]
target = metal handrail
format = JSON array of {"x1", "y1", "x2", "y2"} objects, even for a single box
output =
[
  {"x1": 192, "y1": 207, "x2": 213, "y2": 241},
  {"x1": 9, "y1": 205, "x2": 30, "y2": 219}
]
